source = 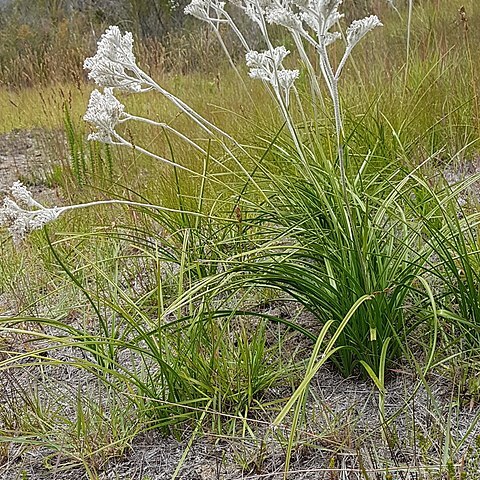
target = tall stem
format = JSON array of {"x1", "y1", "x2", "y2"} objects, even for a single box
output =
[
  {"x1": 273, "y1": 87, "x2": 306, "y2": 165},
  {"x1": 125, "y1": 115, "x2": 209, "y2": 155},
  {"x1": 291, "y1": 31, "x2": 325, "y2": 112},
  {"x1": 61, "y1": 199, "x2": 217, "y2": 217},
  {"x1": 330, "y1": 79, "x2": 345, "y2": 188},
  {"x1": 405, "y1": 0, "x2": 413, "y2": 88},
  {"x1": 319, "y1": 45, "x2": 345, "y2": 189}
]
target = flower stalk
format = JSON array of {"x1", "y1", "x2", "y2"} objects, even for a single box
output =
[
  {"x1": 0, "y1": 182, "x2": 216, "y2": 245},
  {"x1": 183, "y1": 0, "x2": 382, "y2": 183}
]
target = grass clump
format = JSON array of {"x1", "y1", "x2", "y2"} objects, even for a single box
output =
[{"x1": 226, "y1": 153, "x2": 427, "y2": 378}]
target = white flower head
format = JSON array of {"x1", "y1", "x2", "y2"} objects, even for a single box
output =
[
  {"x1": 84, "y1": 88, "x2": 126, "y2": 144},
  {"x1": 318, "y1": 0, "x2": 342, "y2": 21},
  {"x1": 184, "y1": 0, "x2": 225, "y2": 21},
  {"x1": 299, "y1": 0, "x2": 343, "y2": 36},
  {"x1": 323, "y1": 31, "x2": 342, "y2": 47},
  {"x1": 245, "y1": 50, "x2": 264, "y2": 69},
  {"x1": 270, "y1": 46, "x2": 290, "y2": 66},
  {"x1": 275, "y1": 69, "x2": 300, "y2": 91},
  {"x1": 300, "y1": 10, "x2": 343, "y2": 36},
  {"x1": 84, "y1": 26, "x2": 143, "y2": 92},
  {"x1": 0, "y1": 186, "x2": 61, "y2": 245},
  {"x1": 346, "y1": 15, "x2": 382, "y2": 48},
  {"x1": 184, "y1": 0, "x2": 209, "y2": 20},
  {"x1": 248, "y1": 68, "x2": 271, "y2": 82},
  {"x1": 266, "y1": 6, "x2": 304, "y2": 32},
  {"x1": 10, "y1": 181, "x2": 43, "y2": 209},
  {"x1": 324, "y1": 8, "x2": 343, "y2": 31},
  {"x1": 246, "y1": 47, "x2": 299, "y2": 101},
  {"x1": 299, "y1": 11, "x2": 317, "y2": 31},
  {"x1": 246, "y1": 46, "x2": 290, "y2": 70}
]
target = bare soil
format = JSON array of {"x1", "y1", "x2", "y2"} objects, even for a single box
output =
[
  {"x1": 0, "y1": 128, "x2": 65, "y2": 194},
  {"x1": 2, "y1": 319, "x2": 480, "y2": 480}
]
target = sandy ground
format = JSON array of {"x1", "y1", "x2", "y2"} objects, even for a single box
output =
[
  {"x1": 2, "y1": 359, "x2": 480, "y2": 480},
  {"x1": 0, "y1": 129, "x2": 65, "y2": 194}
]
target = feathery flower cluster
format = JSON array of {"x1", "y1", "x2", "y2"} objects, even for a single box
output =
[
  {"x1": 346, "y1": 15, "x2": 383, "y2": 48},
  {"x1": 83, "y1": 26, "x2": 144, "y2": 93},
  {"x1": 265, "y1": 5, "x2": 304, "y2": 32},
  {"x1": 84, "y1": 88, "x2": 127, "y2": 143},
  {"x1": 246, "y1": 47, "x2": 299, "y2": 97},
  {"x1": 299, "y1": 0, "x2": 344, "y2": 37},
  {"x1": 276, "y1": 69, "x2": 300, "y2": 91},
  {"x1": 317, "y1": 0, "x2": 342, "y2": 21},
  {"x1": 246, "y1": 46, "x2": 290, "y2": 70},
  {"x1": 253, "y1": 0, "x2": 381, "y2": 55},
  {"x1": 184, "y1": 0, "x2": 226, "y2": 22},
  {"x1": 0, "y1": 182, "x2": 61, "y2": 245},
  {"x1": 10, "y1": 181, "x2": 44, "y2": 209}
]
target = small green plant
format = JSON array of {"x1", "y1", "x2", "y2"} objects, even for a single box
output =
[{"x1": 64, "y1": 103, "x2": 113, "y2": 187}]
